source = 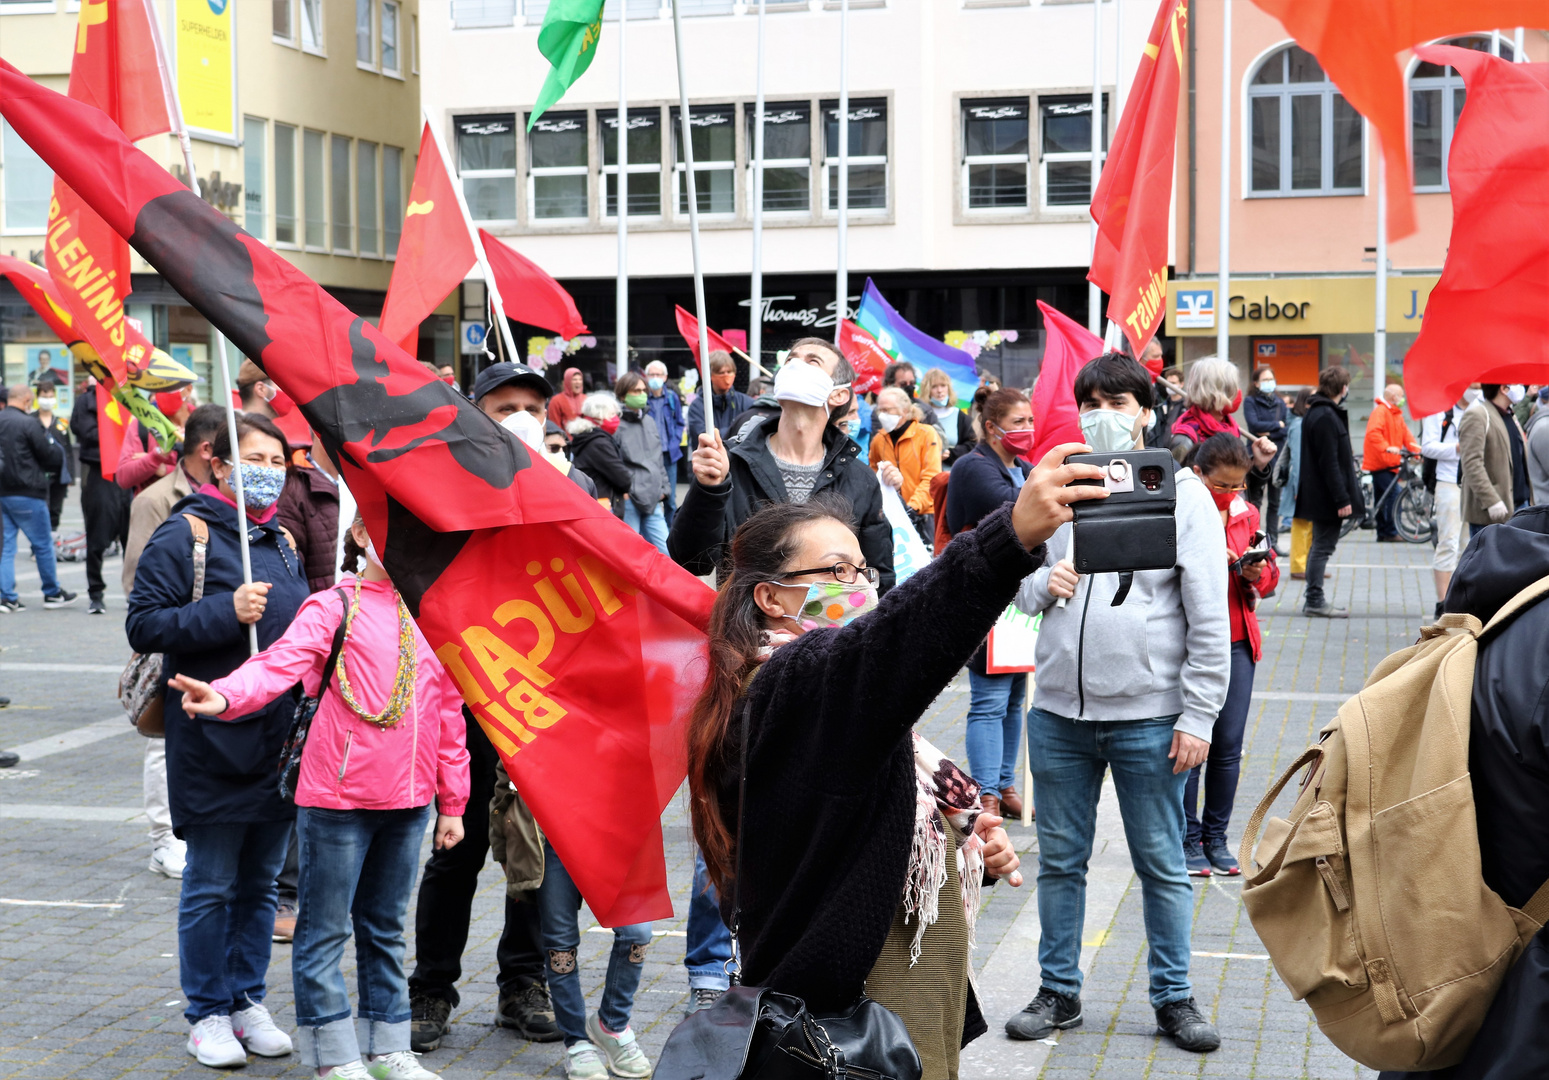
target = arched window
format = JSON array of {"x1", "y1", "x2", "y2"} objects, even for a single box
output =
[
  {"x1": 1412, "y1": 34, "x2": 1516, "y2": 191},
  {"x1": 1248, "y1": 44, "x2": 1363, "y2": 197}
]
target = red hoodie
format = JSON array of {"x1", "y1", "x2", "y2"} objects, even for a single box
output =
[{"x1": 547, "y1": 366, "x2": 586, "y2": 431}]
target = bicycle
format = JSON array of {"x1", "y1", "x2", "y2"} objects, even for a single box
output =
[{"x1": 1342, "y1": 450, "x2": 1433, "y2": 543}]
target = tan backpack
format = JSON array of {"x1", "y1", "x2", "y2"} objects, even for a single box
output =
[{"x1": 1238, "y1": 580, "x2": 1549, "y2": 1072}]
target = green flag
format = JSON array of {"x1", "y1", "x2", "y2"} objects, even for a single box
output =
[{"x1": 527, "y1": 0, "x2": 606, "y2": 131}]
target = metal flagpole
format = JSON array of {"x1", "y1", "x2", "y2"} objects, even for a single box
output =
[
  {"x1": 749, "y1": 0, "x2": 767, "y2": 376},
  {"x1": 1374, "y1": 155, "x2": 1387, "y2": 406},
  {"x1": 616, "y1": 1, "x2": 629, "y2": 381},
  {"x1": 836, "y1": 0, "x2": 850, "y2": 330},
  {"x1": 1216, "y1": 0, "x2": 1232, "y2": 365},
  {"x1": 142, "y1": 0, "x2": 257, "y2": 654},
  {"x1": 671, "y1": 0, "x2": 715, "y2": 438},
  {"x1": 1088, "y1": 0, "x2": 1102, "y2": 334}
]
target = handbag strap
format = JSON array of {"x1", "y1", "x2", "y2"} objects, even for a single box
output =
[
  {"x1": 318, "y1": 588, "x2": 350, "y2": 695},
  {"x1": 181, "y1": 514, "x2": 209, "y2": 602},
  {"x1": 727, "y1": 690, "x2": 749, "y2": 985}
]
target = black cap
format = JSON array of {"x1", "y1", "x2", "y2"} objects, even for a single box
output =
[
  {"x1": 472, "y1": 362, "x2": 553, "y2": 403},
  {"x1": 544, "y1": 420, "x2": 565, "y2": 437}
]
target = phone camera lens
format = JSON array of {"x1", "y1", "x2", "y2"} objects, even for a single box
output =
[{"x1": 1139, "y1": 466, "x2": 1164, "y2": 491}]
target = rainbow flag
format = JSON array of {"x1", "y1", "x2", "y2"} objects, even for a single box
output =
[{"x1": 853, "y1": 278, "x2": 980, "y2": 408}]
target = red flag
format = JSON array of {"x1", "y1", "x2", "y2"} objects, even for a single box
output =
[
  {"x1": 97, "y1": 381, "x2": 130, "y2": 478},
  {"x1": 1089, "y1": 0, "x2": 1187, "y2": 357},
  {"x1": 0, "y1": 255, "x2": 84, "y2": 344},
  {"x1": 837, "y1": 320, "x2": 887, "y2": 396},
  {"x1": 1247, "y1": 0, "x2": 1548, "y2": 241},
  {"x1": 1402, "y1": 47, "x2": 1549, "y2": 416},
  {"x1": 480, "y1": 231, "x2": 588, "y2": 341},
  {"x1": 0, "y1": 60, "x2": 712, "y2": 927},
  {"x1": 1031, "y1": 301, "x2": 1104, "y2": 463},
  {"x1": 379, "y1": 125, "x2": 478, "y2": 358},
  {"x1": 674, "y1": 305, "x2": 737, "y2": 363}
]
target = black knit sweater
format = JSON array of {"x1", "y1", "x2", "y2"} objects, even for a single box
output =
[{"x1": 716, "y1": 504, "x2": 1042, "y2": 1012}]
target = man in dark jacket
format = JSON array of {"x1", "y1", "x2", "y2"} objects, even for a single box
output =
[
  {"x1": 1242, "y1": 365, "x2": 1289, "y2": 547},
  {"x1": 684, "y1": 351, "x2": 753, "y2": 450},
  {"x1": 670, "y1": 339, "x2": 894, "y2": 592},
  {"x1": 72, "y1": 381, "x2": 133, "y2": 613},
  {"x1": 0, "y1": 383, "x2": 75, "y2": 611},
  {"x1": 1296, "y1": 366, "x2": 1362, "y2": 619}
]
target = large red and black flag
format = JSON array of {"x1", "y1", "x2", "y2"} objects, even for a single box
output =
[{"x1": 0, "y1": 61, "x2": 713, "y2": 926}]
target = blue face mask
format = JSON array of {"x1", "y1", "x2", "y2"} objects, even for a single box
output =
[
  {"x1": 647, "y1": 377, "x2": 665, "y2": 392},
  {"x1": 234, "y1": 462, "x2": 287, "y2": 511}
]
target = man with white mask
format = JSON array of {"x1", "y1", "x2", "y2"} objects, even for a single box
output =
[
  {"x1": 668, "y1": 335, "x2": 894, "y2": 592},
  {"x1": 500, "y1": 409, "x2": 597, "y2": 499}
]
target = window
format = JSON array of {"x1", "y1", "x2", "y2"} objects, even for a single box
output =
[
  {"x1": 747, "y1": 102, "x2": 810, "y2": 213},
  {"x1": 243, "y1": 117, "x2": 267, "y2": 241},
  {"x1": 383, "y1": 145, "x2": 403, "y2": 256},
  {"x1": 273, "y1": 0, "x2": 293, "y2": 41},
  {"x1": 381, "y1": 1, "x2": 399, "y2": 73},
  {"x1": 411, "y1": 14, "x2": 418, "y2": 72},
  {"x1": 525, "y1": 0, "x2": 550, "y2": 21},
  {"x1": 331, "y1": 134, "x2": 353, "y2": 251},
  {"x1": 673, "y1": 105, "x2": 735, "y2": 216},
  {"x1": 602, "y1": 108, "x2": 662, "y2": 218},
  {"x1": 456, "y1": 114, "x2": 517, "y2": 221},
  {"x1": 528, "y1": 112, "x2": 588, "y2": 221},
  {"x1": 602, "y1": 0, "x2": 659, "y2": 18},
  {"x1": 357, "y1": 141, "x2": 378, "y2": 255},
  {"x1": 357, "y1": 0, "x2": 374, "y2": 65},
  {"x1": 822, "y1": 99, "x2": 887, "y2": 212},
  {"x1": 452, "y1": 0, "x2": 515, "y2": 26},
  {"x1": 301, "y1": 0, "x2": 323, "y2": 52},
  {"x1": 677, "y1": 0, "x2": 735, "y2": 13},
  {"x1": 963, "y1": 99, "x2": 1029, "y2": 210},
  {"x1": 2, "y1": 120, "x2": 51, "y2": 232},
  {"x1": 1039, "y1": 94, "x2": 1107, "y2": 208},
  {"x1": 303, "y1": 129, "x2": 326, "y2": 247},
  {"x1": 1249, "y1": 45, "x2": 1363, "y2": 196},
  {"x1": 274, "y1": 123, "x2": 297, "y2": 244},
  {"x1": 1411, "y1": 35, "x2": 1514, "y2": 191}
]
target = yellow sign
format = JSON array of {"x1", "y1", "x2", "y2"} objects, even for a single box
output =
[
  {"x1": 1167, "y1": 275, "x2": 1441, "y2": 337},
  {"x1": 175, "y1": 0, "x2": 234, "y2": 139}
]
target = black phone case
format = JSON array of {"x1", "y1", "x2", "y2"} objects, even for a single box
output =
[{"x1": 1065, "y1": 448, "x2": 1179, "y2": 574}]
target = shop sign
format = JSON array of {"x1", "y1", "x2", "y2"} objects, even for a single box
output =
[
  {"x1": 1168, "y1": 275, "x2": 1441, "y2": 337},
  {"x1": 1175, "y1": 288, "x2": 1215, "y2": 329}
]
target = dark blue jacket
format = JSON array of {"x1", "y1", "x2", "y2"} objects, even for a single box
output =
[
  {"x1": 126, "y1": 490, "x2": 310, "y2": 832},
  {"x1": 685, "y1": 388, "x2": 753, "y2": 450},
  {"x1": 1242, "y1": 389, "x2": 1290, "y2": 449},
  {"x1": 943, "y1": 441, "x2": 1027, "y2": 537},
  {"x1": 646, "y1": 387, "x2": 685, "y2": 465}
]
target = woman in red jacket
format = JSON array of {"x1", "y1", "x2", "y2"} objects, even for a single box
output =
[{"x1": 1184, "y1": 433, "x2": 1280, "y2": 878}]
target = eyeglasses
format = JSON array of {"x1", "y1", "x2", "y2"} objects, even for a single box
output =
[
  {"x1": 1205, "y1": 479, "x2": 1248, "y2": 493},
  {"x1": 774, "y1": 562, "x2": 879, "y2": 586}
]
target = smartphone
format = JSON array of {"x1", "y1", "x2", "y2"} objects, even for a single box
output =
[{"x1": 1064, "y1": 448, "x2": 1178, "y2": 574}]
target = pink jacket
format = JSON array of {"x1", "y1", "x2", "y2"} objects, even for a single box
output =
[
  {"x1": 210, "y1": 575, "x2": 470, "y2": 816},
  {"x1": 116, "y1": 419, "x2": 178, "y2": 492}
]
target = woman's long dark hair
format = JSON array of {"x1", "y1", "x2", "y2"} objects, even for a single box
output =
[{"x1": 687, "y1": 494, "x2": 856, "y2": 893}]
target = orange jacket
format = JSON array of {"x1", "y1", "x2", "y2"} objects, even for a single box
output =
[
  {"x1": 1362, "y1": 401, "x2": 1420, "y2": 472},
  {"x1": 870, "y1": 418, "x2": 943, "y2": 515}
]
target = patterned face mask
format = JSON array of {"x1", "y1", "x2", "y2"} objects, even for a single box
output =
[
  {"x1": 776, "y1": 579, "x2": 880, "y2": 631},
  {"x1": 235, "y1": 462, "x2": 287, "y2": 511}
]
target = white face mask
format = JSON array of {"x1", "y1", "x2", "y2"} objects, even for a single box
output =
[
  {"x1": 37, "y1": 396, "x2": 56, "y2": 412},
  {"x1": 1079, "y1": 407, "x2": 1146, "y2": 453},
  {"x1": 773, "y1": 359, "x2": 836, "y2": 408},
  {"x1": 501, "y1": 410, "x2": 547, "y2": 452},
  {"x1": 1506, "y1": 384, "x2": 1526, "y2": 404},
  {"x1": 1258, "y1": 380, "x2": 1276, "y2": 395},
  {"x1": 875, "y1": 411, "x2": 900, "y2": 433},
  {"x1": 364, "y1": 535, "x2": 384, "y2": 569},
  {"x1": 1464, "y1": 387, "x2": 1483, "y2": 405}
]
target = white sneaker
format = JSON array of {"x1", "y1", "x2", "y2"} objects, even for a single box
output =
[
  {"x1": 149, "y1": 842, "x2": 186, "y2": 879},
  {"x1": 367, "y1": 1050, "x2": 442, "y2": 1080},
  {"x1": 186, "y1": 1014, "x2": 246, "y2": 1068},
  {"x1": 565, "y1": 1042, "x2": 609, "y2": 1080},
  {"x1": 231, "y1": 997, "x2": 292, "y2": 1057},
  {"x1": 319, "y1": 1063, "x2": 374, "y2": 1080},
  {"x1": 585, "y1": 1015, "x2": 653, "y2": 1078}
]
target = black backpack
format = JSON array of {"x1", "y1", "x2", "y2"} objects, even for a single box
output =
[{"x1": 1421, "y1": 408, "x2": 1454, "y2": 494}]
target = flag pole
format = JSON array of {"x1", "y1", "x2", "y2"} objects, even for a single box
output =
[
  {"x1": 836, "y1": 0, "x2": 850, "y2": 332},
  {"x1": 142, "y1": 0, "x2": 257, "y2": 654},
  {"x1": 1216, "y1": 0, "x2": 1232, "y2": 366},
  {"x1": 423, "y1": 111, "x2": 523, "y2": 367},
  {"x1": 616, "y1": 1, "x2": 629, "y2": 382},
  {"x1": 1088, "y1": 0, "x2": 1102, "y2": 335},
  {"x1": 671, "y1": 0, "x2": 714, "y2": 438},
  {"x1": 749, "y1": 0, "x2": 767, "y2": 377},
  {"x1": 1374, "y1": 153, "x2": 1387, "y2": 407}
]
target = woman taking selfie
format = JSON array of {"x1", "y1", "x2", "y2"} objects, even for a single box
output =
[{"x1": 686, "y1": 442, "x2": 1106, "y2": 1078}]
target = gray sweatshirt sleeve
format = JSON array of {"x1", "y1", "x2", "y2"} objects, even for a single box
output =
[{"x1": 1171, "y1": 475, "x2": 1232, "y2": 742}]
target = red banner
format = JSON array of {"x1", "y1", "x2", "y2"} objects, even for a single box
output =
[
  {"x1": 1089, "y1": 0, "x2": 1186, "y2": 358},
  {"x1": 0, "y1": 60, "x2": 712, "y2": 927},
  {"x1": 837, "y1": 319, "x2": 887, "y2": 396},
  {"x1": 480, "y1": 230, "x2": 588, "y2": 342},
  {"x1": 674, "y1": 305, "x2": 736, "y2": 362},
  {"x1": 1031, "y1": 301, "x2": 1103, "y2": 464}
]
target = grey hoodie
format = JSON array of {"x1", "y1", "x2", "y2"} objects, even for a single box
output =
[
  {"x1": 1524, "y1": 407, "x2": 1549, "y2": 506},
  {"x1": 1014, "y1": 466, "x2": 1230, "y2": 742}
]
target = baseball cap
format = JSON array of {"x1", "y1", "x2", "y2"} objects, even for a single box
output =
[{"x1": 472, "y1": 362, "x2": 553, "y2": 403}]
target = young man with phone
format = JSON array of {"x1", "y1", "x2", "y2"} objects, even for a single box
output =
[{"x1": 1004, "y1": 353, "x2": 1231, "y2": 1053}]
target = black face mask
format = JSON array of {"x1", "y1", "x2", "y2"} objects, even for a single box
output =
[{"x1": 898, "y1": 383, "x2": 916, "y2": 398}]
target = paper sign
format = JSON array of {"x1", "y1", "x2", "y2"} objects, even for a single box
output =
[
  {"x1": 879, "y1": 480, "x2": 931, "y2": 584},
  {"x1": 986, "y1": 603, "x2": 1039, "y2": 673}
]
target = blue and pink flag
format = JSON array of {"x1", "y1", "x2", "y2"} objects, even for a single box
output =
[{"x1": 853, "y1": 279, "x2": 980, "y2": 408}]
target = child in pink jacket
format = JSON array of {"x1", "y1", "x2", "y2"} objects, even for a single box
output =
[{"x1": 173, "y1": 516, "x2": 469, "y2": 1080}]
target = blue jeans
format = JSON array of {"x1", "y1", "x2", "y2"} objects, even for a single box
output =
[
  {"x1": 537, "y1": 841, "x2": 653, "y2": 1046},
  {"x1": 292, "y1": 805, "x2": 431, "y2": 1068},
  {"x1": 965, "y1": 670, "x2": 1026, "y2": 801},
  {"x1": 685, "y1": 848, "x2": 733, "y2": 990},
  {"x1": 1371, "y1": 467, "x2": 1399, "y2": 539},
  {"x1": 623, "y1": 499, "x2": 669, "y2": 554},
  {"x1": 0, "y1": 494, "x2": 60, "y2": 603},
  {"x1": 1027, "y1": 707, "x2": 1194, "y2": 1009},
  {"x1": 178, "y1": 819, "x2": 294, "y2": 1023},
  {"x1": 1184, "y1": 641, "x2": 1255, "y2": 846},
  {"x1": 662, "y1": 454, "x2": 679, "y2": 526}
]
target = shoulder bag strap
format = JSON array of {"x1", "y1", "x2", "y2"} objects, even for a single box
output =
[
  {"x1": 318, "y1": 588, "x2": 350, "y2": 694},
  {"x1": 728, "y1": 693, "x2": 749, "y2": 986},
  {"x1": 181, "y1": 514, "x2": 210, "y2": 602}
]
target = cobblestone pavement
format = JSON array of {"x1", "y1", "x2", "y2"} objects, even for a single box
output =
[{"x1": 0, "y1": 502, "x2": 1432, "y2": 1079}]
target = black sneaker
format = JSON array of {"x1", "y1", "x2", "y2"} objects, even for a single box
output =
[
  {"x1": 0, "y1": 750, "x2": 18, "y2": 768},
  {"x1": 88, "y1": 597, "x2": 106, "y2": 615},
  {"x1": 1005, "y1": 987, "x2": 1082, "y2": 1040},
  {"x1": 42, "y1": 589, "x2": 78, "y2": 609},
  {"x1": 0, "y1": 599, "x2": 23, "y2": 614},
  {"x1": 1156, "y1": 997, "x2": 1221, "y2": 1052},
  {"x1": 495, "y1": 982, "x2": 561, "y2": 1042},
  {"x1": 0, "y1": 696, "x2": 9, "y2": 708},
  {"x1": 1303, "y1": 602, "x2": 1349, "y2": 619},
  {"x1": 685, "y1": 986, "x2": 724, "y2": 1016},
  {"x1": 1184, "y1": 840, "x2": 1212, "y2": 877},
  {"x1": 1204, "y1": 839, "x2": 1240, "y2": 876},
  {"x1": 410, "y1": 993, "x2": 453, "y2": 1052}
]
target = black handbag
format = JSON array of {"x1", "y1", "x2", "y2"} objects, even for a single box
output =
[
  {"x1": 654, "y1": 701, "x2": 922, "y2": 1080},
  {"x1": 277, "y1": 588, "x2": 350, "y2": 804}
]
